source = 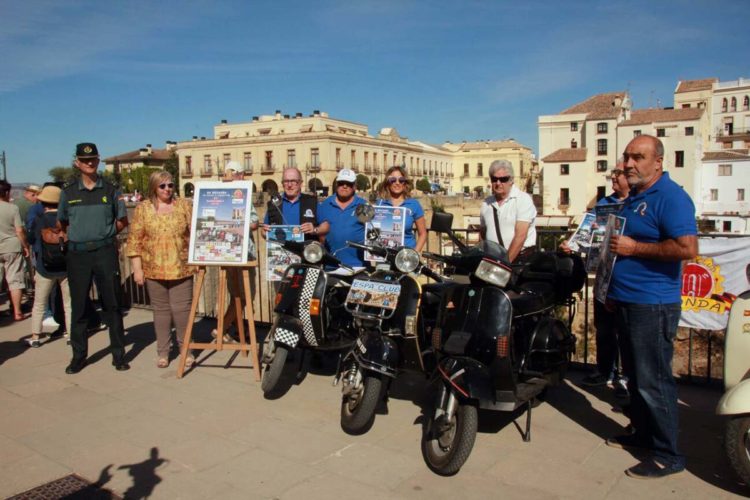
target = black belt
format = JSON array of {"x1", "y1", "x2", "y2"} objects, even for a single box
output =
[{"x1": 68, "y1": 238, "x2": 115, "y2": 252}]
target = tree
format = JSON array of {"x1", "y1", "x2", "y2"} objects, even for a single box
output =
[
  {"x1": 355, "y1": 173, "x2": 370, "y2": 192},
  {"x1": 48, "y1": 166, "x2": 78, "y2": 184},
  {"x1": 121, "y1": 167, "x2": 160, "y2": 195},
  {"x1": 163, "y1": 152, "x2": 180, "y2": 194},
  {"x1": 416, "y1": 176, "x2": 431, "y2": 194}
]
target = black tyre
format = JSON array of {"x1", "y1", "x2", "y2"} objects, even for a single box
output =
[
  {"x1": 261, "y1": 344, "x2": 289, "y2": 395},
  {"x1": 422, "y1": 400, "x2": 478, "y2": 476},
  {"x1": 341, "y1": 374, "x2": 382, "y2": 435},
  {"x1": 725, "y1": 416, "x2": 750, "y2": 485}
]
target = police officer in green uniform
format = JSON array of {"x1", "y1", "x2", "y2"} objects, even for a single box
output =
[{"x1": 58, "y1": 143, "x2": 130, "y2": 374}]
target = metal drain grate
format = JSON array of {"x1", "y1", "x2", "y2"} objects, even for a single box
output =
[{"x1": 8, "y1": 473, "x2": 120, "y2": 499}]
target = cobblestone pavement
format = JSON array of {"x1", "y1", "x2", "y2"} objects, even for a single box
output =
[{"x1": 0, "y1": 307, "x2": 747, "y2": 499}]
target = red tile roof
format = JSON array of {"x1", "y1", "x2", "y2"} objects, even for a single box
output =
[
  {"x1": 560, "y1": 92, "x2": 628, "y2": 119},
  {"x1": 541, "y1": 148, "x2": 587, "y2": 163},
  {"x1": 104, "y1": 148, "x2": 172, "y2": 162},
  {"x1": 702, "y1": 149, "x2": 750, "y2": 161},
  {"x1": 675, "y1": 78, "x2": 717, "y2": 93},
  {"x1": 620, "y1": 108, "x2": 704, "y2": 126}
]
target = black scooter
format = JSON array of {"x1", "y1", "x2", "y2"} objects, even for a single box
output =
[
  {"x1": 335, "y1": 239, "x2": 447, "y2": 434},
  {"x1": 261, "y1": 240, "x2": 359, "y2": 395},
  {"x1": 420, "y1": 212, "x2": 586, "y2": 475}
]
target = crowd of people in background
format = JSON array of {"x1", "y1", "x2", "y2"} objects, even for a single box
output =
[{"x1": 1, "y1": 134, "x2": 697, "y2": 479}]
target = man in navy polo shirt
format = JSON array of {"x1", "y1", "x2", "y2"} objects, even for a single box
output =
[
  {"x1": 605, "y1": 135, "x2": 697, "y2": 479},
  {"x1": 316, "y1": 169, "x2": 367, "y2": 268}
]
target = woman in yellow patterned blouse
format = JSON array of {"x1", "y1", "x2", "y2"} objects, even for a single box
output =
[{"x1": 127, "y1": 171, "x2": 194, "y2": 368}]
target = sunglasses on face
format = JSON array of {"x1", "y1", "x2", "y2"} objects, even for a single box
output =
[
  {"x1": 337, "y1": 181, "x2": 354, "y2": 188},
  {"x1": 158, "y1": 183, "x2": 174, "y2": 189},
  {"x1": 78, "y1": 158, "x2": 99, "y2": 165},
  {"x1": 388, "y1": 177, "x2": 407, "y2": 185},
  {"x1": 490, "y1": 175, "x2": 512, "y2": 184}
]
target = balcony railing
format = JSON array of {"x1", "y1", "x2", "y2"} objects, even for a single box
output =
[
  {"x1": 261, "y1": 163, "x2": 276, "y2": 173},
  {"x1": 183, "y1": 169, "x2": 193, "y2": 178},
  {"x1": 351, "y1": 163, "x2": 360, "y2": 173},
  {"x1": 307, "y1": 162, "x2": 321, "y2": 173},
  {"x1": 335, "y1": 162, "x2": 344, "y2": 171},
  {"x1": 200, "y1": 169, "x2": 213, "y2": 177},
  {"x1": 715, "y1": 126, "x2": 750, "y2": 140},
  {"x1": 364, "y1": 164, "x2": 372, "y2": 173}
]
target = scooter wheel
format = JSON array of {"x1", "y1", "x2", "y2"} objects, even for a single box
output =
[
  {"x1": 340, "y1": 374, "x2": 382, "y2": 435},
  {"x1": 725, "y1": 416, "x2": 750, "y2": 485},
  {"x1": 261, "y1": 344, "x2": 289, "y2": 395},
  {"x1": 422, "y1": 402, "x2": 478, "y2": 476}
]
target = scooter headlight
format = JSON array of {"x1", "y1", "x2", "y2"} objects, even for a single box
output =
[
  {"x1": 395, "y1": 248, "x2": 420, "y2": 274},
  {"x1": 475, "y1": 258, "x2": 512, "y2": 287},
  {"x1": 303, "y1": 242, "x2": 324, "y2": 264}
]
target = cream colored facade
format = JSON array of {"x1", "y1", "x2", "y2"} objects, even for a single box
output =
[
  {"x1": 441, "y1": 140, "x2": 535, "y2": 196},
  {"x1": 538, "y1": 93, "x2": 630, "y2": 216},
  {"x1": 712, "y1": 78, "x2": 750, "y2": 150},
  {"x1": 176, "y1": 110, "x2": 534, "y2": 199}
]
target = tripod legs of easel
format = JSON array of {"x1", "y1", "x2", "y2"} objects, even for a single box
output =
[{"x1": 177, "y1": 266, "x2": 260, "y2": 380}]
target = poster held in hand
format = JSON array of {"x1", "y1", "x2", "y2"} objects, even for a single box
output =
[
  {"x1": 594, "y1": 214, "x2": 626, "y2": 303},
  {"x1": 266, "y1": 225, "x2": 304, "y2": 281},
  {"x1": 365, "y1": 205, "x2": 407, "y2": 262}
]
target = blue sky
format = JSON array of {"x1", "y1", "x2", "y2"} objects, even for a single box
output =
[{"x1": 1, "y1": 0, "x2": 748, "y2": 183}]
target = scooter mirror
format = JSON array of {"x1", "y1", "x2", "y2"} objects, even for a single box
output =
[
  {"x1": 430, "y1": 212, "x2": 453, "y2": 233},
  {"x1": 355, "y1": 203, "x2": 375, "y2": 223}
]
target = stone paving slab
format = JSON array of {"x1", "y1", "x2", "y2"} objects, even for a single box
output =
[{"x1": 0, "y1": 307, "x2": 748, "y2": 499}]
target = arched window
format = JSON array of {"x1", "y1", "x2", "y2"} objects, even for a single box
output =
[
  {"x1": 722, "y1": 98, "x2": 728, "y2": 112},
  {"x1": 744, "y1": 95, "x2": 750, "y2": 110},
  {"x1": 730, "y1": 97, "x2": 737, "y2": 112}
]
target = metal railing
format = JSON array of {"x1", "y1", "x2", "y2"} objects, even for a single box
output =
[{"x1": 117, "y1": 225, "x2": 728, "y2": 383}]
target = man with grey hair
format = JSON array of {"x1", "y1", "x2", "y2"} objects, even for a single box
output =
[{"x1": 479, "y1": 160, "x2": 536, "y2": 262}]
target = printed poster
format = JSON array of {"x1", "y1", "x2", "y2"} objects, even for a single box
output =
[
  {"x1": 365, "y1": 205, "x2": 407, "y2": 262},
  {"x1": 266, "y1": 225, "x2": 304, "y2": 281},
  {"x1": 188, "y1": 181, "x2": 253, "y2": 265},
  {"x1": 593, "y1": 214, "x2": 626, "y2": 303},
  {"x1": 567, "y1": 212, "x2": 596, "y2": 253},
  {"x1": 586, "y1": 202, "x2": 624, "y2": 272}
]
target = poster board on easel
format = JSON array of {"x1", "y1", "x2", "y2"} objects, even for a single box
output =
[
  {"x1": 179, "y1": 181, "x2": 260, "y2": 380},
  {"x1": 188, "y1": 181, "x2": 254, "y2": 265}
]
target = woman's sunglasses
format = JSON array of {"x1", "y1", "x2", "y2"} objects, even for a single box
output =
[
  {"x1": 159, "y1": 183, "x2": 174, "y2": 189},
  {"x1": 388, "y1": 177, "x2": 407, "y2": 185}
]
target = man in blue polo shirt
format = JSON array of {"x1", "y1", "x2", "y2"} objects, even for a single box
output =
[
  {"x1": 262, "y1": 167, "x2": 319, "y2": 239},
  {"x1": 316, "y1": 169, "x2": 366, "y2": 268},
  {"x1": 605, "y1": 135, "x2": 697, "y2": 479}
]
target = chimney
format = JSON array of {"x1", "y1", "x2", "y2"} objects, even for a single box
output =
[
  {"x1": 296, "y1": 112, "x2": 303, "y2": 118},
  {"x1": 221, "y1": 119, "x2": 227, "y2": 124},
  {"x1": 146, "y1": 144, "x2": 153, "y2": 154},
  {"x1": 284, "y1": 114, "x2": 290, "y2": 119},
  {"x1": 252, "y1": 116, "x2": 259, "y2": 122},
  {"x1": 192, "y1": 136, "x2": 198, "y2": 141},
  {"x1": 139, "y1": 148, "x2": 148, "y2": 157},
  {"x1": 275, "y1": 110, "x2": 282, "y2": 119},
  {"x1": 313, "y1": 109, "x2": 320, "y2": 117}
]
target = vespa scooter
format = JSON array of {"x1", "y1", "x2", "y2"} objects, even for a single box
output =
[
  {"x1": 261, "y1": 240, "x2": 359, "y2": 395},
  {"x1": 419, "y1": 212, "x2": 585, "y2": 475},
  {"x1": 716, "y1": 263, "x2": 750, "y2": 486}
]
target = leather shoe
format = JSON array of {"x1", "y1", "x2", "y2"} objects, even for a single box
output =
[
  {"x1": 65, "y1": 359, "x2": 87, "y2": 374},
  {"x1": 605, "y1": 434, "x2": 648, "y2": 451},
  {"x1": 625, "y1": 459, "x2": 684, "y2": 479},
  {"x1": 114, "y1": 362, "x2": 130, "y2": 371}
]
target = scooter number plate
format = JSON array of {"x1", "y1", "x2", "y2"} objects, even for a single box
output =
[{"x1": 346, "y1": 279, "x2": 401, "y2": 310}]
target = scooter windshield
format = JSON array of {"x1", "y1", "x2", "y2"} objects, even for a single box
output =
[{"x1": 477, "y1": 240, "x2": 510, "y2": 265}]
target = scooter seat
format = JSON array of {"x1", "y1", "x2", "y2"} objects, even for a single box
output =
[{"x1": 508, "y1": 282, "x2": 555, "y2": 315}]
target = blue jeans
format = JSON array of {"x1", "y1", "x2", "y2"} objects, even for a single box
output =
[{"x1": 616, "y1": 302, "x2": 684, "y2": 468}]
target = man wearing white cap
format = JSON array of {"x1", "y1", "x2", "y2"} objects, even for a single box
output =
[{"x1": 316, "y1": 169, "x2": 367, "y2": 267}]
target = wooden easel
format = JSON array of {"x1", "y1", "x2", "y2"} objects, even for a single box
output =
[{"x1": 177, "y1": 262, "x2": 260, "y2": 380}]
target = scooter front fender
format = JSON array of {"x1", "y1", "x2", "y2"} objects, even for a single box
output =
[
  {"x1": 435, "y1": 357, "x2": 494, "y2": 404},
  {"x1": 351, "y1": 333, "x2": 399, "y2": 378},
  {"x1": 271, "y1": 315, "x2": 302, "y2": 348},
  {"x1": 717, "y1": 377, "x2": 750, "y2": 416}
]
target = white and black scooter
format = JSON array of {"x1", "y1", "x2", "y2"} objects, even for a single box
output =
[{"x1": 716, "y1": 263, "x2": 750, "y2": 486}]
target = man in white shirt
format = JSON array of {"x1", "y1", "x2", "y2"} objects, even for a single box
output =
[{"x1": 479, "y1": 160, "x2": 536, "y2": 262}]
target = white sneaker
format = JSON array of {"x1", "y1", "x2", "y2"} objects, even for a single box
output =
[{"x1": 42, "y1": 317, "x2": 60, "y2": 330}]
